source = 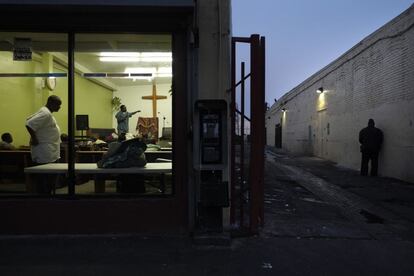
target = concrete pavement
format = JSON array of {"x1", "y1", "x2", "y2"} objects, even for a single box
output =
[{"x1": 1, "y1": 148, "x2": 414, "y2": 275}]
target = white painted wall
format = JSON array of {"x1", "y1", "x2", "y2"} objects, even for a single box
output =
[
  {"x1": 266, "y1": 5, "x2": 414, "y2": 183},
  {"x1": 112, "y1": 82, "x2": 172, "y2": 137},
  {"x1": 197, "y1": 0, "x2": 231, "y2": 101},
  {"x1": 196, "y1": 0, "x2": 232, "y2": 229}
]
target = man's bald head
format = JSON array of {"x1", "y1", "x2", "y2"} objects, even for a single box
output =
[{"x1": 46, "y1": 95, "x2": 62, "y2": 112}]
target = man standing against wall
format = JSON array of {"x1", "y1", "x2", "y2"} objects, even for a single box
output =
[
  {"x1": 115, "y1": 105, "x2": 140, "y2": 134},
  {"x1": 26, "y1": 95, "x2": 62, "y2": 193},
  {"x1": 359, "y1": 118, "x2": 383, "y2": 176}
]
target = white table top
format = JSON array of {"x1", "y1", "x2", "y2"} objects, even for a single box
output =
[
  {"x1": 76, "y1": 150, "x2": 172, "y2": 154},
  {"x1": 24, "y1": 162, "x2": 172, "y2": 174}
]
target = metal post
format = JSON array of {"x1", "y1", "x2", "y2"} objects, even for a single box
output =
[
  {"x1": 249, "y1": 34, "x2": 261, "y2": 234},
  {"x1": 259, "y1": 36, "x2": 266, "y2": 226},
  {"x1": 230, "y1": 38, "x2": 236, "y2": 225},
  {"x1": 68, "y1": 32, "x2": 75, "y2": 196},
  {"x1": 240, "y1": 61, "x2": 245, "y2": 228}
]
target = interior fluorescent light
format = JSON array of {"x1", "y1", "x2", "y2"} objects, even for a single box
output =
[
  {"x1": 156, "y1": 73, "x2": 172, "y2": 77},
  {"x1": 124, "y1": 67, "x2": 154, "y2": 81},
  {"x1": 100, "y1": 57, "x2": 141, "y2": 62},
  {"x1": 156, "y1": 67, "x2": 173, "y2": 77},
  {"x1": 140, "y1": 57, "x2": 172, "y2": 62},
  {"x1": 140, "y1": 52, "x2": 172, "y2": 58},
  {"x1": 100, "y1": 57, "x2": 172, "y2": 62},
  {"x1": 124, "y1": 67, "x2": 172, "y2": 78},
  {"x1": 99, "y1": 52, "x2": 141, "y2": 57},
  {"x1": 157, "y1": 67, "x2": 172, "y2": 74},
  {"x1": 124, "y1": 67, "x2": 157, "y2": 74},
  {"x1": 100, "y1": 52, "x2": 171, "y2": 57},
  {"x1": 99, "y1": 52, "x2": 172, "y2": 62}
]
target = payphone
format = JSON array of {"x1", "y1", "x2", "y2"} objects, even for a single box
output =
[
  {"x1": 194, "y1": 100, "x2": 228, "y2": 232},
  {"x1": 200, "y1": 106, "x2": 222, "y2": 164}
]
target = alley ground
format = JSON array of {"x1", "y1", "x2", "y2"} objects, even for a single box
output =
[{"x1": 1, "y1": 148, "x2": 414, "y2": 275}]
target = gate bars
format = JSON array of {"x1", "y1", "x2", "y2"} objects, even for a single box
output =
[{"x1": 230, "y1": 35, "x2": 265, "y2": 235}]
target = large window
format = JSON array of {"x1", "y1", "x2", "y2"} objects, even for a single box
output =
[
  {"x1": 0, "y1": 32, "x2": 173, "y2": 197},
  {"x1": 0, "y1": 32, "x2": 68, "y2": 196}
]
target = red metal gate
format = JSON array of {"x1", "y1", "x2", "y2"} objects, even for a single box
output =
[{"x1": 230, "y1": 35, "x2": 265, "y2": 235}]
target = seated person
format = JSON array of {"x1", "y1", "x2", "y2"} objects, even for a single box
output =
[
  {"x1": 118, "y1": 132, "x2": 127, "y2": 142},
  {"x1": 92, "y1": 135, "x2": 108, "y2": 151},
  {"x1": 0, "y1": 132, "x2": 16, "y2": 150},
  {"x1": 60, "y1": 133, "x2": 68, "y2": 143},
  {"x1": 137, "y1": 133, "x2": 157, "y2": 145},
  {"x1": 157, "y1": 136, "x2": 172, "y2": 148},
  {"x1": 106, "y1": 132, "x2": 126, "y2": 156},
  {"x1": 146, "y1": 143, "x2": 161, "y2": 151},
  {"x1": 60, "y1": 133, "x2": 79, "y2": 150}
]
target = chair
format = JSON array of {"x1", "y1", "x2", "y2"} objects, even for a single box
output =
[{"x1": 161, "y1": 127, "x2": 172, "y2": 140}]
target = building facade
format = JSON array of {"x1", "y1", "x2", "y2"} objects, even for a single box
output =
[
  {"x1": 266, "y1": 5, "x2": 414, "y2": 183},
  {"x1": 0, "y1": 0, "x2": 235, "y2": 234}
]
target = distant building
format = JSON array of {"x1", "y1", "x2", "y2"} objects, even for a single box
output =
[{"x1": 266, "y1": 4, "x2": 414, "y2": 183}]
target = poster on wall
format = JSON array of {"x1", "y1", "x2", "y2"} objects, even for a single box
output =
[{"x1": 13, "y1": 38, "x2": 32, "y2": 61}]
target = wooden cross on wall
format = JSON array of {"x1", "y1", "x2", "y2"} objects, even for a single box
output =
[{"x1": 142, "y1": 83, "x2": 167, "y2": 118}]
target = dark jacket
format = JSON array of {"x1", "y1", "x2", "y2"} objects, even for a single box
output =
[
  {"x1": 97, "y1": 138, "x2": 147, "y2": 168},
  {"x1": 359, "y1": 121, "x2": 383, "y2": 153}
]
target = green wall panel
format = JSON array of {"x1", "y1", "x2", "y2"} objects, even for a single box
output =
[{"x1": 0, "y1": 52, "x2": 113, "y2": 147}]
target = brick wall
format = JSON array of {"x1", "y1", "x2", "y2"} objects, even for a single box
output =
[{"x1": 266, "y1": 5, "x2": 414, "y2": 183}]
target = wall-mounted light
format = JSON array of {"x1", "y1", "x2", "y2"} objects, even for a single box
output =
[
  {"x1": 316, "y1": 87, "x2": 324, "y2": 94},
  {"x1": 281, "y1": 108, "x2": 286, "y2": 112}
]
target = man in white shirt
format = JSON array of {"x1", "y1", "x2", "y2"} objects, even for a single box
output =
[{"x1": 26, "y1": 95, "x2": 62, "y2": 193}]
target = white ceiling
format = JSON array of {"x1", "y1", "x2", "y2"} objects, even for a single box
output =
[{"x1": 0, "y1": 32, "x2": 172, "y2": 88}]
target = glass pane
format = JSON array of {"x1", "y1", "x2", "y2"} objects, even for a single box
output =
[
  {"x1": 0, "y1": 32, "x2": 68, "y2": 196},
  {"x1": 73, "y1": 33, "x2": 173, "y2": 196}
]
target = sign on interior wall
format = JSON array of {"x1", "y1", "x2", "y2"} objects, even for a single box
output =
[{"x1": 13, "y1": 38, "x2": 32, "y2": 61}]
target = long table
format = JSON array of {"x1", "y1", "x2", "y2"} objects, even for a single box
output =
[
  {"x1": 76, "y1": 150, "x2": 172, "y2": 163},
  {"x1": 24, "y1": 162, "x2": 172, "y2": 193}
]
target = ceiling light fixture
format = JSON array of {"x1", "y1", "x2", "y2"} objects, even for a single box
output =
[
  {"x1": 124, "y1": 67, "x2": 172, "y2": 78},
  {"x1": 99, "y1": 52, "x2": 172, "y2": 63}
]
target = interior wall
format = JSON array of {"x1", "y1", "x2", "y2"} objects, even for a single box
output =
[
  {"x1": 0, "y1": 52, "x2": 113, "y2": 147},
  {"x1": 0, "y1": 52, "x2": 37, "y2": 147},
  {"x1": 73, "y1": 76, "x2": 113, "y2": 135},
  {"x1": 113, "y1": 82, "x2": 172, "y2": 137}
]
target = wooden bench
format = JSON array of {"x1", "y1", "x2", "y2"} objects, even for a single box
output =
[
  {"x1": 24, "y1": 162, "x2": 172, "y2": 193},
  {"x1": 0, "y1": 150, "x2": 32, "y2": 183},
  {"x1": 86, "y1": 128, "x2": 116, "y2": 139}
]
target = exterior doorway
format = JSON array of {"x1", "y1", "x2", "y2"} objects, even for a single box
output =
[
  {"x1": 317, "y1": 109, "x2": 328, "y2": 158},
  {"x1": 275, "y1": 123, "x2": 282, "y2": 148}
]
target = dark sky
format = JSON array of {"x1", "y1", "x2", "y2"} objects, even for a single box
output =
[{"x1": 232, "y1": 0, "x2": 413, "y2": 104}]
